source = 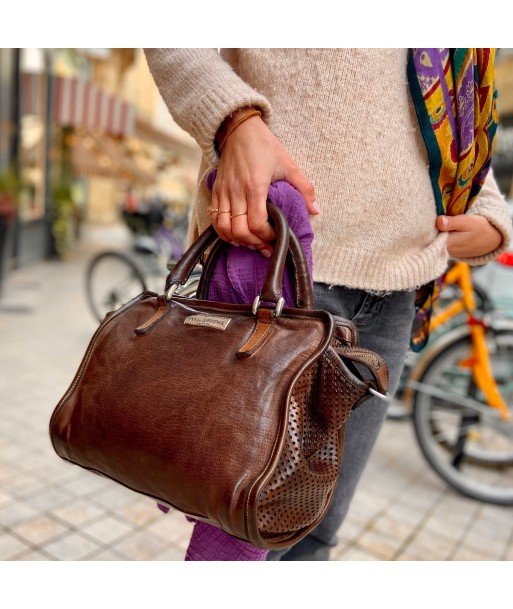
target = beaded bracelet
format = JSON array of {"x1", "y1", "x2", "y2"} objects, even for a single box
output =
[{"x1": 217, "y1": 109, "x2": 262, "y2": 153}]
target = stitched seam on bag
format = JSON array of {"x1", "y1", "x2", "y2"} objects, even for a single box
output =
[
  {"x1": 50, "y1": 292, "x2": 154, "y2": 426},
  {"x1": 288, "y1": 247, "x2": 301, "y2": 307},
  {"x1": 247, "y1": 319, "x2": 333, "y2": 543},
  {"x1": 55, "y1": 457, "x2": 210, "y2": 521},
  {"x1": 175, "y1": 300, "x2": 326, "y2": 322}
]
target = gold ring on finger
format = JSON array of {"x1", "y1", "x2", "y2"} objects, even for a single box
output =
[
  {"x1": 230, "y1": 211, "x2": 248, "y2": 219},
  {"x1": 207, "y1": 206, "x2": 219, "y2": 214}
]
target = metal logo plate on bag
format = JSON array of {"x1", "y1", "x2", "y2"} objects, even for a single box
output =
[{"x1": 184, "y1": 314, "x2": 232, "y2": 331}]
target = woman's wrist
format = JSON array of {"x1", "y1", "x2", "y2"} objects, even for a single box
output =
[{"x1": 215, "y1": 106, "x2": 262, "y2": 153}]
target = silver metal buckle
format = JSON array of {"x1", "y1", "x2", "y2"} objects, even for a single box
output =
[
  {"x1": 252, "y1": 294, "x2": 261, "y2": 315},
  {"x1": 165, "y1": 283, "x2": 179, "y2": 302},
  {"x1": 252, "y1": 295, "x2": 285, "y2": 318},
  {"x1": 275, "y1": 296, "x2": 285, "y2": 317}
]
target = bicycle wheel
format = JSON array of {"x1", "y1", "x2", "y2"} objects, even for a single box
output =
[
  {"x1": 387, "y1": 282, "x2": 492, "y2": 423},
  {"x1": 412, "y1": 328, "x2": 513, "y2": 505},
  {"x1": 86, "y1": 251, "x2": 147, "y2": 322}
]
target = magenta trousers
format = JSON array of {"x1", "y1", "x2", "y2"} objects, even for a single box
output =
[
  {"x1": 185, "y1": 520, "x2": 268, "y2": 561},
  {"x1": 157, "y1": 504, "x2": 268, "y2": 561}
]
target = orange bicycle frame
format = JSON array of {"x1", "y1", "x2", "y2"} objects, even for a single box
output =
[{"x1": 429, "y1": 262, "x2": 511, "y2": 421}]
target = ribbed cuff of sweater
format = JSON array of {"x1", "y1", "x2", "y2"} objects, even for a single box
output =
[
  {"x1": 143, "y1": 48, "x2": 272, "y2": 166},
  {"x1": 192, "y1": 82, "x2": 272, "y2": 164}
]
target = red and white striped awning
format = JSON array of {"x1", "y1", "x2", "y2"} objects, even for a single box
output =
[{"x1": 22, "y1": 72, "x2": 135, "y2": 137}]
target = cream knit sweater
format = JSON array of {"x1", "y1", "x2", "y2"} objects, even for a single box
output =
[{"x1": 144, "y1": 48, "x2": 512, "y2": 292}]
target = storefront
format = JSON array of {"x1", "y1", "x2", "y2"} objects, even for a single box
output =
[
  {"x1": 17, "y1": 62, "x2": 140, "y2": 259},
  {"x1": 494, "y1": 49, "x2": 513, "y2": 199},
  {"x1": 493, "y1": 120, "x2": 513, "y2": 199},
  {"x1": 0, "y1": 49, "x2": 18, "y2": 294},
  {"x1": 1, "y1": 48, "x2": 195, "y2": 271}
]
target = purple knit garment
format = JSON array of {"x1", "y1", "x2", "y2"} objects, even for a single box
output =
[
  {"x1": 159, "y1": 170, "x2": 314, "y2": 561},
  {"x1": 205, "y1": 170, "x2": 314, "y2": 306}
]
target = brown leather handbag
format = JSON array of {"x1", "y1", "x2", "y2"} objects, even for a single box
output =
[{"x1": 49, "y1": 202, "x2": 388, "y2": 550}]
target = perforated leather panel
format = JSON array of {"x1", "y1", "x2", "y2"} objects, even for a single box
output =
[{"x1": 256, "y1": 347, "x2": 368, "y2": 541}]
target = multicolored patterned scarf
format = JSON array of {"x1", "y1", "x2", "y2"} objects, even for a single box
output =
[{"x1": 407, "y1": 48, "x2": 499, "y2": 351}]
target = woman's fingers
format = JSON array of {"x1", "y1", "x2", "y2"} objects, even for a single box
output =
[
  {"x1": 437, "y1": 214, "x2": 503, "y2": 258},
  {"x1": 283, "y1": 163, "x2": 320, "y2": 215},
  {"x1": 214, "y1": 194, "x2": 272, "y2": 255},
  {"x1": 210, "y1": 192, "x2": 233, "y2": 244},
  {"x1": 246, "y1": 188, "x2": 275, "y2": 245},
  {"x1": 231, "y1": 215, "x2": 271, "y2": 256},
  {"x1": 214, "y1": 193, "x2": 237, "y2": 244},
  {"x1": 208, "y1": 115, "x2": 315, "y2": 251}
]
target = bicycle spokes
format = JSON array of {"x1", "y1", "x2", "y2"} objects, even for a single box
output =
[{"x1": 412, "y1": 331, "x2": 513, "y2": 505}]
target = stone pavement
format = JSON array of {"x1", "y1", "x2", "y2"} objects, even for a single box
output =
[{"x1": 1, "y1": 223, "x2": 512, "y2": 561}]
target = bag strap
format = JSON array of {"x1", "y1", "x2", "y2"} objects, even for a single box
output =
[
  {"x1": 195, "y1": 201, "x2": 314, "y2": 309},
  {"x1": 165, "y1": 201, "x2": 314, "y2": 311}
]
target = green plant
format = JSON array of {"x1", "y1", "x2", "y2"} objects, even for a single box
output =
[
  {"x1": 0, "y1": 168, "x2": 18, "y2": 222},
  {"x1": 50, "y1": 127, "x2": 79, "y2": 258},
  {"x1": 51, "y1": 181, "x2": 78, "y2": 258}
]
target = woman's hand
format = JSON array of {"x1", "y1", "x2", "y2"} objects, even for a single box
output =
[
  {"x1": 211, "y1": 109, "x2": 319, "y2": 257},
  {"x1": 436, "y1": 214, "x2": 503, "y2": 258}
]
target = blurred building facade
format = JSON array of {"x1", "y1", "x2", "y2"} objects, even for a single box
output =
[
  {"x1": 494, "y1": 48, "x2": 513, "y2": 199},
  {"x1": 0, "y1": 48, "x2": 200, "y2": 282},
  {"x1": 0, "y1": 49, "x2": 22, "y2": 293}
]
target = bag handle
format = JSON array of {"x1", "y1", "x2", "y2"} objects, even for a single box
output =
[
  {"x1": 165, "y1": 201, "x2": 314, "y2": 313},
  {"x1": 195, "y1": 204, "x2": 314, "y2": 309}
]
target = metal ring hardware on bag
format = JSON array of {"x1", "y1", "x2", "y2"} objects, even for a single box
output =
[
  {"x1": 166, "y1": 282, "x2": 286, "y2": 318},
  {"x1": 252, "y1": 294, "x2": 285, "y2": 318},
  {"x1": 164, "y1": 202, "x2": 307, "y2": 317},
  {"x1": 368, "y1": 387, "x2": 391, "y2": 402},
  {"x1": 165, "y1": 283, "x2": 180, "y2": 302}
]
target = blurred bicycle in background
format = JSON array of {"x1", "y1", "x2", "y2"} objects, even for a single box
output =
[
  {"x1": 391, "y1": 202, "x2": 513, "y2": 418},
  {"x1": 85, "y1": 202, "x2": 200, "y2": 322},
  {"x1": 387, "y1": 251, "x2": 513, "y2": 505}
]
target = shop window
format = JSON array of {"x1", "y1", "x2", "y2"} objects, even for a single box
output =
[{"x1": 19, "y1": 112, "x2": 46, "y2": 221}]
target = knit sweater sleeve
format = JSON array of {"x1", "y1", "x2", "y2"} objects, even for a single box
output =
[
  {"x1": 457, "y1": 168, "x2": 513, "y2": 266},
  {"x1": 143, "y1": 49, "x2": 272, "y2": 165}
]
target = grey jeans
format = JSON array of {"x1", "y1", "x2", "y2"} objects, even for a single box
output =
[{"x1": 266, "y1": 282, "x2": 417, "y2": 561}]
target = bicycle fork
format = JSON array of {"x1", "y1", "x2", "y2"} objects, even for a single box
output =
[{"x1": 460, "y1": 321, "x2": 512, "y2": 423}]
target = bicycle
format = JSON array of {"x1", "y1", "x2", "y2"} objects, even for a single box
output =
[
  {"x1": 387, "y1": 272, "x2": 493, "y2": 421},
  {"x1": 385, "y1": 257, "x2": 513, "y2": 505},
  {"x1": 85, "y1": 208, "x2": 200, "y2": 323}
]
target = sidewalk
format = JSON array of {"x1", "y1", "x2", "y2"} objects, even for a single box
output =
[{"x1": 1, "y1": 223, "x2": 512, "y2": 561}]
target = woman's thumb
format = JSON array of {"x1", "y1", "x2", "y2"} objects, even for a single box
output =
[
  {"x1": 436, "y1": 215, "x2": 452, "y2": 231},
  {"x1": 437, "y1": 215, "x2": 470, "y2": 232},
  {"x1": 284, "y1": 166, "x2": 320, "y2": 215}
]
